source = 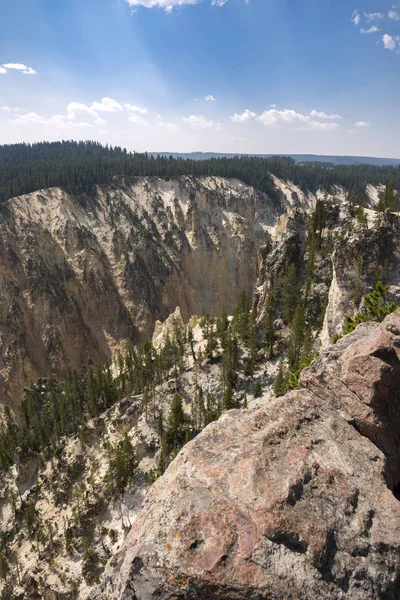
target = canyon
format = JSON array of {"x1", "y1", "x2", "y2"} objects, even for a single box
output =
[{"x1": 1, "y1": 170, "x2": 400, "y2": 599}]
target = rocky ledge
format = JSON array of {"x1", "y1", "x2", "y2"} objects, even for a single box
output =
[{"x1": 104, "y1": 311, "x2": 400, "y2": 600}]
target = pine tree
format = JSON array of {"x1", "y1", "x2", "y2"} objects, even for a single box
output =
[
  {"x1": 287, "y1": 304, "x2": 306, "y2": 372},
  {"x1": 274, "y1": 359, "x2": 287, "y2": 397},
  {"x1": 158, "y1": 435, "x2": 168, "y2": 476},
  {"x1": 233, "y1": 291, "x2": 251, "y2": 342},
  {"x1": 191, "y1": 387, "x2": 205, "y2": 433},
  {"x1": 262, "y1": 293, "x2": 277, "y2": 357},
  {"x1": 344, "y1": 281, "x2": 398, "y2": 334},
  {"x1": 167, "y1": 393, "x2": 186, "y2": 448},
  {"x1": 0, "y1": 554, "x2": 9, "y2": 580},
  {"x1": 216, "y1": 309, "x2": 229, "y2": 347},
  {"x1": 244, "y1": 310, "x2": 258, "y2": 377},
  {"x1": 110, "y1": 434, "x2": 137, "y2": 494},
  {"x1": 377, "y1": 180, "x2": 398, "y2": 212},
  {"x1": 223, "y1": 382, "x2": 234, "y2": 410},
  {"x1": 281, "y1": 264, "x2": 298, "y2": 324}
]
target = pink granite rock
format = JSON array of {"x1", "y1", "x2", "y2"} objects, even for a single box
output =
[{"x1": 105, "y1": 311, "x2": 400, "y2": 599}]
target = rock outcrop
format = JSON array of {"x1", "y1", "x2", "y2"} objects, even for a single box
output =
[
  {"x1": 152, "y1": 307, "x2": 185, "y2": 349},
  {"x1": 106, "y1": 311, "x2": 400, "y2": 600}
]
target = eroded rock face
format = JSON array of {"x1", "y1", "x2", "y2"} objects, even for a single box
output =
[
  {"x1": 105, "y1": 312, "x2": 400, "y2": 600},
  {"x1": 0, "y1": 176, "x2": 281, "y2": 405}
]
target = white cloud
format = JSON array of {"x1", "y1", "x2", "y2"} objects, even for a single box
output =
[
  {"x1": 309, "y1": 109, "x2": 342, "y2": 120},
  {"x1": 354, "y1": 121, "x2": 370, "y2": 128},
  {"x1": 1, "y1": 62, "x2": 37, "y2": 75},
  {"x1": 361, "y1": 26, "x2": 379, "y2": 34},
  {"x1": 182, "y1": 114, "x2": 217, "y2": 129},
  {"x1": 67, "y1": 101, "x2": 97, "y2": 119},
  {"x1": 128, "y1": 113, "x2": 148, "y2": 125},
  {"x1": 12, "y1": 112, "x2": 91, "y2": 129},
  {"x1": 0, "y1": 106, "x2": 11, "y2": 112},
  {"x1": 230, "y1": 109, "x2": 257, "y2": 123},
  {"x1": 383, "y1": 33, "x2": 397, "y2": 50},
  {"x1": 205, "y1": 94, "x2": 216, "y2": 101},
  {"x1": 364, "y1": 12, "x2": 384, "y2": 21},
  {"x1": 124, "y1": 0, "x2": 199, "y2": 11},
  {"x1": 67, "y1": 97, "x2": 123, "y2": 121},
  {"x1": 91, "y1": 97, "x2": 123, "y2": 112},
  {"x1": 388, "y1": 9, "x2": 400, "y2": 20},
  {"x1": 0, "y1": 67, "x2": 7, "y2": 75},
  {"x1": 155, "y1": 115, "x2": 179, "y2": 130},
  {"x1": 351, "y1": 10, "x2": 361, "y2": 25},
  {"x1": 123, "y1": 0, "x2": 245, "y2": 10},
  {"x1": 124, "y1": 103, "x2": 148, "y2": 114},
  {"x1": 231, "y1": 108, "x2": 339, "y2": 131}
]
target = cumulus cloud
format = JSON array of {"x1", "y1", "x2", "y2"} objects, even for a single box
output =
[
  {"x1": 182, "y1": 114, "x2": 218, "y2": 129},
  {"x1": 309, "y1": 109, "x2": 342, "y2": 120},
  {"x1": 388, "y1": 9, "x2": 400, "y2": 20},
  {"x1": 91, "y1": 97, "x2": 123, "y2": 112},
  {"x1": 0, "y1": 67, "x2": 7, "y2": 75},
  {"x1": 361, "y1": 26, "x2": 380, "y2": 34},
  {"x1": 67, "y1": 97, "x2": 124, "y2": 121},
  {"x1": 231, "y1": 108, "x2": 339, "y2": 131},
  {"x1": 12, "y1": 111, "x2": 91, "y2": 129},
  {"x1": 205, "y1": 94, "x2": 216, "y2": 101},
  {"x1": 351, "y1": 10, "x2": 361, "y2": 25},
  {"x1": 383, "y1": 33, "x2": 397, "y2": 50},
  {"x1": 354, "y1": 121, "x2": 370, "y2": 128},
  {"x1": 230, "y1": 109, "x2": 257, "y2": 123},
  {"x1": 124, "y1": 103, "x2": 148, "y2": 114},
  {"x1": 1, "y1": 62, "x2": 37, "y2": 75},
  {"x1": 67, "y1": 102, "x2": 98, "y2": 120}
]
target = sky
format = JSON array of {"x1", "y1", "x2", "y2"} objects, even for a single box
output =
[{"x1": 0, "y1": 0, "x2": 400, "y2": 157}]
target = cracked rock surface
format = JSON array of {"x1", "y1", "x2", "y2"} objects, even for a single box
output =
[{"x1": 104, "y1": 312, "x2": 400, "y2": 600}]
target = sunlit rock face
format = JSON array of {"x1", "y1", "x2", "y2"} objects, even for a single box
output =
[
  {"x1": 0, "y1": 176, "x2": 281, "y2": 406},
  {"x1": 105, "y1": 311, "x2": 400, "y2": 600}
]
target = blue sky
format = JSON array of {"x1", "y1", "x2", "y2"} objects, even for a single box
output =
[{"x1": 0, "y1": 0, "x2": 400, "y2": 156}]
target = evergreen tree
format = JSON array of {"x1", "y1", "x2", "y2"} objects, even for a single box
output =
[
  {"x1": 274, "y1": 359, "x2": 289, "y2": 397},
  {"x1": 191, "y1": 387, "x2": 205, "y2": 433},
  {"x1": 0, "y1": 554, "x2": 9, "y2": 580},
  {"x1": 223, "y1": 382, "x2": 234, "y2": 410},
  {"x1": 287, "y1": 304, "x2": 306, "y2": 372},
  {"x1": 110, "y1": 434, "x2": 137, "y2": 494},
  {"x1": 233, "y1": 291, "x2": 251, "y2": 342},
  {"x1": 281, "y1": 264, "x2": 298, "y2": 324},
  {"x1": 167, "y1": 394, "x2": 186, "y2": 448},
  {"x1": 262, "y1": 293, "x2": 278, "y2": 357},
  {"x1": 216, "y1": 309, "x2": 229, "y2": 347},
  {"x1": 344, "y1": 281, "x2": 398, "y2": 334}
]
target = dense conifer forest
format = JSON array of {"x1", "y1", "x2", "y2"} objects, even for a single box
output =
[{"x1": 1, "y1": 140, "x2": 400, "y2": 203}]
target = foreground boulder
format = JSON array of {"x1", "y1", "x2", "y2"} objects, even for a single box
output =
[{"x1": 104, "y1": 312, "x2": 400, "y2": 599}]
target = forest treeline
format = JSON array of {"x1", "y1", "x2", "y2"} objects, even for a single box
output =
[{"x1": 1, "y1": 140, "x2": 400, "y2": 203}]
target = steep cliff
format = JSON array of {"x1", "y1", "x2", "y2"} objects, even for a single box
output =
[
  {"x1": 2, "y1": 173, "x2": 395, "y2": 408},
  {"x1": 0, "y1": 176, "x2": 280, "y2": 406}
]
